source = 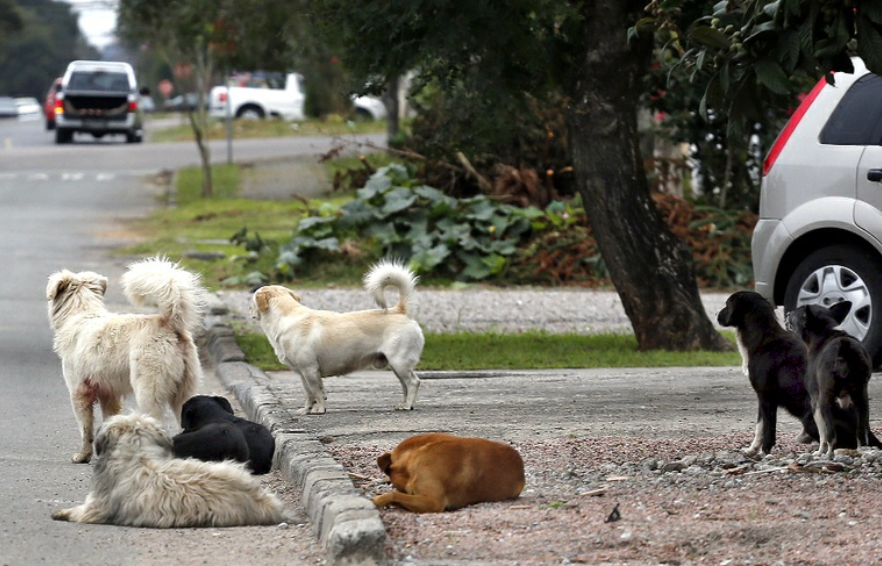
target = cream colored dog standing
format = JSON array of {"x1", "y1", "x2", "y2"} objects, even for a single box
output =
[
  {"x1": 252, "y1": 260, "x2": 424, "y2": 414},
  {"x1": 51, "y1": 413, "x2": 284, "y2": 527},
  {"x1": 46, "y1": 257, "x2": 206, "y2": 463}
]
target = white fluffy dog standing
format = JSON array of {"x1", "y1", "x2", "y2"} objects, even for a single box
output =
[
  {"x1": 52, "y1": 413, "x2": 284, "y2": 527},
  {"x1": 252, "y1": 259, "x2": 425, "y2": 414},
  {"x1": 46, "y1": 257, "x2": 206, "y2": 463}
]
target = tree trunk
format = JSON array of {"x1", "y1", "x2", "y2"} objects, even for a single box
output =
[
  {"x1": 383, "y1": 75, "x2": 401, "y2": 143},
  {"x1": 568, "y1": 1, "x2": 731, "y2": 351}
]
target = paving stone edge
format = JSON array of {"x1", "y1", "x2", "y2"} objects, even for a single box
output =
[{"x1": 201, "y1": 316, "x2": 388, "y2": 566}]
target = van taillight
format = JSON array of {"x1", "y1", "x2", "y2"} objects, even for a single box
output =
[
  {"x1": 763, "y1": 78, "x2": 827, "y2": 176},
  {"x1": 128, "y1": 100, "x2": 138, "y2": 112}
]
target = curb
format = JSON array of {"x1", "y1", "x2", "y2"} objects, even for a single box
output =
[{"x1": 202, "y1": 317, "x2": 388, "y2": 566}]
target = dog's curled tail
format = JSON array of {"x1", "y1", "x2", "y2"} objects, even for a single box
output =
[
  {"x1": 364, "y1": 259, "x2": 418, "y2": 314},
  {"x1": 121, "y1": 257, "x2": 207, "y2": 334}
]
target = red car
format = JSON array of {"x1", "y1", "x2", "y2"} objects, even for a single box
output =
[{"x1": 44, "y1": 77, "x2": 62, "y2": 130}]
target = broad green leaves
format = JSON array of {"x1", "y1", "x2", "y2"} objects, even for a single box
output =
[
  {"x1": 276, "y1": 164, "x2": 549, "y2": 281},
  {"x1": 644, "y1": 1, "x2": 882, "y2": 139}
]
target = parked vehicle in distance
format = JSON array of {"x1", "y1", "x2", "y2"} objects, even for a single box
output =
[
  {"x1": 752, "y1": 57, "x2": 882, "y2": 366},
  {"x1": 55, "y1": 60, "x2": 144, "y2": 144},
  {"x1": 0, "y1": 96, "x2": 17, "y2": 118},
  {"x1": 14, "y1": 97, "x2": 41, "y2": 116},
  {"x1": 209, "y1": 71, "x2": 386, "y2": 121},
  {"x1": 210, "y1": 72, "x2": 305, "y2": 120},
  {"x1": 44, "y1": 77, "x2": 62, "y2": 130}
]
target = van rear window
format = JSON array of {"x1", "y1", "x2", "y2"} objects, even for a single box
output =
[{"x1": 67, "y1": 71, "x2": 131, "y2": 93}]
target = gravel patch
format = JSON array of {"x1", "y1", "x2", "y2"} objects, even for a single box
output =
[
  {"x1": 328, "y1": 434, "x2": 882, "y2": 565},
  {"x1": 217, "y1": 288, "x2": 731, "y2": 335}
]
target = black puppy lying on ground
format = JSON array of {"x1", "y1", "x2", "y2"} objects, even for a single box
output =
[
  {"x1": 787, "y1": 301, "x2": 877, "y2": 458},
  {"x1": 173, "y1": 421, "x2": 250, "y2": 465},
  {"x1": 717, "y1": 291, "x2": 880, "y2": 456},
  {"x1": 177, "y1": 395, "x2": 275, "y2": 474}
]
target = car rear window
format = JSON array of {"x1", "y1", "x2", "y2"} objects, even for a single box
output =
[
  {"x1": 820, "y1": 73, "x2": 882, "y2": 145},
  {"x1": 67, "y1": 71, "x2": 131, "y2": 93}
]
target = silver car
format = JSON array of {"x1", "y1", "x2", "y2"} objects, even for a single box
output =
[{"x1": 753, "y1": 58, "x2": 882, "y2": 365}]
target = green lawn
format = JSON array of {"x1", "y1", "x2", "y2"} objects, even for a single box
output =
[{"x1": 236, "y1": 328, "x2": 740, "y2": 372}]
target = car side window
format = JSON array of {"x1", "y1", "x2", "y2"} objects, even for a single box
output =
[{"x1": 820, "y1": 74, "x2": 882, "y2": 145}]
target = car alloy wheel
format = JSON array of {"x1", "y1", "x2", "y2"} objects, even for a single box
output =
[{"x1": 784, "y1": 244, "x2": 882, "y2": 367}]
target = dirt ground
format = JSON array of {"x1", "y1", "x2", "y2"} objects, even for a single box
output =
[{"x1": 267, "y1": 367, "x2": 882, "y2": 565}]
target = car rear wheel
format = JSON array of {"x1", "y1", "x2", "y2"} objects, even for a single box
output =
[
  {"x1": 55, "y1": 128, "x2": 73, "y2": 144},
  {"x1": 783, "y1": 244, "x2": 882, "y2": 367},
  {"x1": 236, "y1": 105, "x2": 264, "y2": 120}
]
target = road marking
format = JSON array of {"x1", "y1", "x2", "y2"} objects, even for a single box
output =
[{"x1": 0, "y1": 171, "x2": 152, "y2": 182}]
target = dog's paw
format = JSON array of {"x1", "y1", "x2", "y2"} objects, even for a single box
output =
[
  {"x1": 394, "y1": 404, "x2": 414, "y2": 411},
  {"x1": 71, "y1": 451, "x2": 91, "y2": 464},
  {"x1": 51, "y1": 509, "x2": 72, "y2": 522},
  {"x1": 296, "y1": 407, "x2": 327, "y2": 415},
  {"x1": 796, "y1": 431, "x2": 814, "y2": 444},
  {"x1": 741, "y1": 446, "x2": 759, "y2": 457}
]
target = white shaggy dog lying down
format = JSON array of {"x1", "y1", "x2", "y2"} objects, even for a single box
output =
[{"x1": 52, "y1": 413, "x2": 284, "y2": 528}]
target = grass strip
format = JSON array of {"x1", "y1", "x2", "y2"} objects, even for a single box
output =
[{"x1": 236, "y1": 329, "x2": 740, "y2": 372}]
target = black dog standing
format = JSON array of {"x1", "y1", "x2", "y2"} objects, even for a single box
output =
[
  {"x1": 176, "y1": 395, "x2": 275, "y2": 474},
  {"x1": 788, "y1": 302, "x2": 876, "y2": 457},
  {"x1": 717, "y1": 291, "x2": 816, "y2": 456}
]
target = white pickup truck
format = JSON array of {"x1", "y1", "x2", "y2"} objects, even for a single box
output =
[{"x1": 209, "y1": 72, "x2": 386, "y2": 121}]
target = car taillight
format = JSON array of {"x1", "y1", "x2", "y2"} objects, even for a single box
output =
[
  {"x1": 763, "y1": 78, "x2": 827, "y2": 176},
  {"x1": 218, "y1": 92, "x2": 227, "y2": 103},
  {"x1": 128, "y1": 100, "x2": 138, "y2": 112},
  {"x1": 54, "y1": 99, "x2": 63, "y2": 115}
]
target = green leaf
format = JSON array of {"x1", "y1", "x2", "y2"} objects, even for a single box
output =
[
  {"x1": 857, "y1": 15, "x2": 882, "y2": 76},
  {"x1": 690, "y1": 25, "x2": 731, "y2": 50},
  {"x1": 297, "y1": 216, "x2": 336, "y2": 233},
  {"x1": 381, "y1": 187, "x2": 417, "y2": 216},
  {"x1": 463, "y1": 198, "x2": 496, "y2": 221},
  {"x1": 754, "y1": 59, "x2": 792, "y2": 94},
  {"x1": 865, "y1": 3, "x2": 882, "y2": 25},
  {"x1": 410, "y1": 244, "x2": 450, "y2": 271}
]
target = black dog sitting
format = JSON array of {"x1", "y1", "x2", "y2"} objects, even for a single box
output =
[
  {"x1": 173, "y1": 421, "x2": 250, "y2": 464},
  {"x1": 787, "y1": 302, "x2": 878, "y2": 457},
  {"x1": 178, "y1": 395, "x2": 275, "y2": 474}
]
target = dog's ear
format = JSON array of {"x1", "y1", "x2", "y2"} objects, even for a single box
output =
[
  {"x1": 377, "y1": 453, "x2": 393, "y2": 475},
  {"x1": 288, "y1": 290, "x2": 302, "y2": 303},
  {"x1": 214, "y1": 396, "x2": 235, "y2": 415},
  {"x1": 254, "y1": 288, "x2": 271, "y2": 314},
  {"x1": 829, "y1": 301, "x2": 852, "y2": 324},
  {"x1": 46, "y1": 272, "x2": 72, "y2": 301},
  {"x1": 94, "y1": 429, "x2": 112, "y2": 457}
]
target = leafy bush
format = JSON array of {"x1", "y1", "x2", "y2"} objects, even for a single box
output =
[
  {"x1": 263, "y1": 162, "x2": 756, "y2": 288},
  {"x1": 277, "y1": 163, "x2": 544, "y2": 280}
]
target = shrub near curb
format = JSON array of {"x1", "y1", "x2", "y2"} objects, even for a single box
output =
[{"x1": 249, "y1": 162, "x2": 757, "y2": 288}]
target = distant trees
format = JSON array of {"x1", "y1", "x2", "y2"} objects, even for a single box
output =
[{"x1": 0, "y1": 0, "x2": 96, "y2": 98}]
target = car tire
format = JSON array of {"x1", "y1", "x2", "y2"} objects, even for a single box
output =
[
  {"x1": 126, "y1": 132, "x2": 142, "y2": 143},
  {"x1": 783, "y1": 244, "x2": 882, "y2": 367},
  {"x1": 46, "y1": 120, "x2": 55, "y2": 131},
  {"x1": 55, "y1": 129, "x2": 73, "y2": 144},
  {"x1": 236, "y1": 105, "x2": 264, "y2": 120}
]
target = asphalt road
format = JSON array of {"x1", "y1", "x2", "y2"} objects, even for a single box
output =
[{"x1": 0, "y1": 116, "x2": 368, "y2": 566}]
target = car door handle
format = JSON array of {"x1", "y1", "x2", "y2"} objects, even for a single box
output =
[{"x1": 869, "y1": 169, "x2": 882, "y2": 182}]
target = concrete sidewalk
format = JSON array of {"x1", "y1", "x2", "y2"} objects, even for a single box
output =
[{"x1": 200, "y1": 305, "x2": 758, "y2": 566}]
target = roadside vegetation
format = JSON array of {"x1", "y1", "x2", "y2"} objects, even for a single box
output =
[
  {"x1": 147, "y1": 114, "x2": 387, "y2": 143},
  {"x1": 124, "y1": 157, "x2": 741, "y2": 371}
]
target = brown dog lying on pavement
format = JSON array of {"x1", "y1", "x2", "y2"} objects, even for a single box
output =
[{"x1": 372, "y1": 433, "x2": 525, "y2": 513}]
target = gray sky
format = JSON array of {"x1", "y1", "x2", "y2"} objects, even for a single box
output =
[{"x1": 61, "y1": 0, "x2": 118, "y2": 50}]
